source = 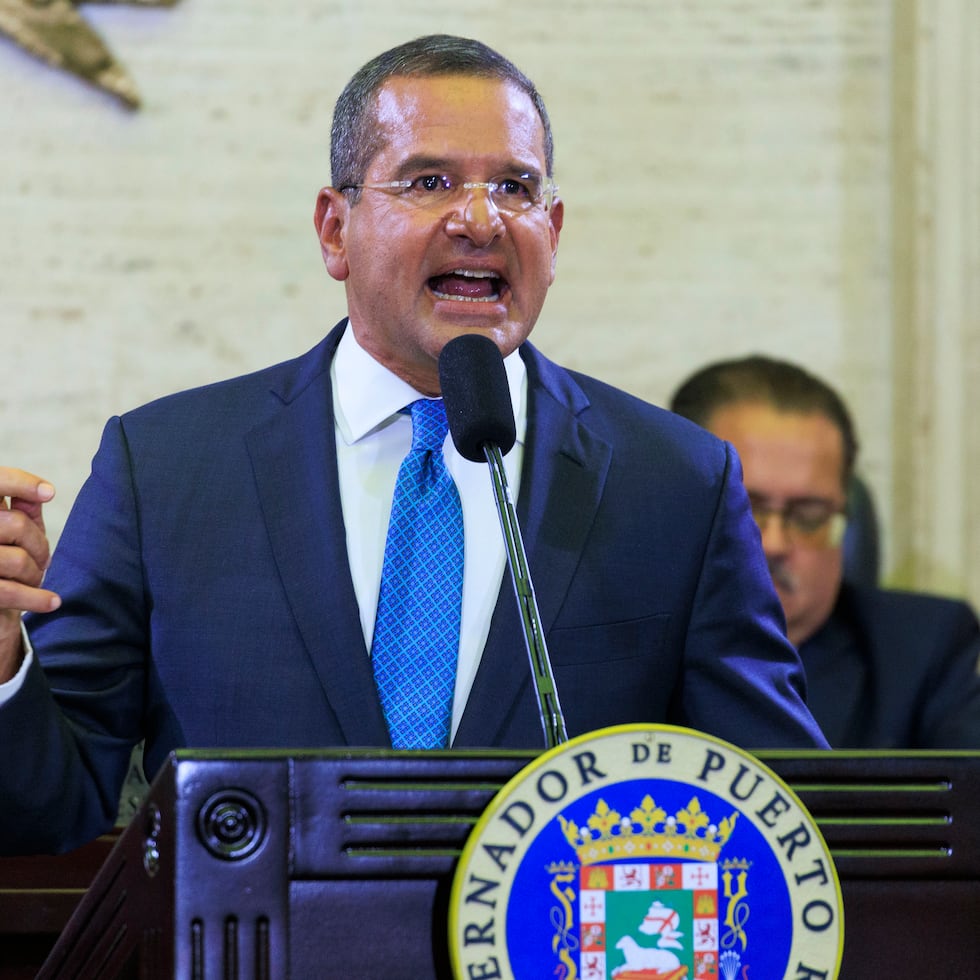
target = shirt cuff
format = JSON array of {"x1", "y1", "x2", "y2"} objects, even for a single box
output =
[{"x1": 0, "y1": 620, "x2": 34, "y2": 706}]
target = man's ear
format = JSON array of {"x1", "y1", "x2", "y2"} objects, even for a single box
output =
[
  {"x1": 314, "y1": 186, "x2": 350, "y2": 282},
  {"x1": 548, "y1": 197, "x2": 564, "y2": 283}
]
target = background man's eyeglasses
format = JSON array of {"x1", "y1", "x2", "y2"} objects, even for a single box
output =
[
  {"x1": 340, "y1": 173, "x2": 558, "y2": 214},
  {"x1": 748, "y1": 494, "x2": 848, "y2": 548}
]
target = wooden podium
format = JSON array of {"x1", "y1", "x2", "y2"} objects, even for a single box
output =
[{"x1": 3, "y1": 749, "x2": 979, "y2": 978}]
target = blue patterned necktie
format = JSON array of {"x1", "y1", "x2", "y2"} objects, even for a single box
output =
[{"x1": 371, "y1": 398, "x2": 464, "y2": 749}]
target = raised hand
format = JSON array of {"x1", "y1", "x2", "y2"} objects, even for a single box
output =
[{"x1": 0, "y1": 468, "x2": 61, "y2": 682}]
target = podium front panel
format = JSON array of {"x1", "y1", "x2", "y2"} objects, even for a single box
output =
[{"x1": 23, "y1": 748, "x2": 980, "y2": 979}]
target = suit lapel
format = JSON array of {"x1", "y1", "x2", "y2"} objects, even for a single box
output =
[
  {"x1": 245, "y1": 323, "x2": 389, "y2": 746},
  {"x1": 243, "y1": 331, "x2": 611, "y2": 749},
  {"x1": 453, "y1": 344, "x2": 612, "y2": 747}
]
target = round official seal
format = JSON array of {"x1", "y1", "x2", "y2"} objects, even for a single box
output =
[{"x1": 449, "y1": 725, "x2": 843, "y2": 979}]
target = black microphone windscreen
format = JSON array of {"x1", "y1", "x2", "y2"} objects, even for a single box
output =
[{"x1": 438, "y1": 334, "x2": 517, "y2": 462}]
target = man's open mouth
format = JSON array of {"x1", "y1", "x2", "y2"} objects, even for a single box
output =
[{"x1": 429, "y1": 268, "x2": 505, "y2": 303}]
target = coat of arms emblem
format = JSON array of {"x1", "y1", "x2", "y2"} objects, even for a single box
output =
[{"x1": 450, "y1": 725, "x2": 843, "y2": 979}]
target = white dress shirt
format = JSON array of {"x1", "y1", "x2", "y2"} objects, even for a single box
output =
[{"x1": 332, "y1": 324, "x2": 527, "y2": 739}]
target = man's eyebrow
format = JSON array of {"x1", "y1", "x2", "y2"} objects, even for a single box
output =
[
  {"x1": 390, "y1": 155, "x2": 453, "y2": 177},
  {"x1": 390, "y1": 155, "x2": 543, "y2": 179},
  {"x1": 747, "y1": 492, "x2": 839, "y2": 507}
]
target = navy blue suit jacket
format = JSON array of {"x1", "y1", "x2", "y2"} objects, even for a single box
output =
[
  {"x1": 3, "y1": 322, "x2": 825, "y2": 852},
  {"x1": 800, "y1": 582, "x2": 980, "y2": 749}
]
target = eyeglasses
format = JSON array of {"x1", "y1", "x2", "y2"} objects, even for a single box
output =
[
  {"x1": 747, "y1": 493, "x2": 848, "y2": 549},
  {"x1": 340, "y1": 172, "x2": 558, "y2": 214}
]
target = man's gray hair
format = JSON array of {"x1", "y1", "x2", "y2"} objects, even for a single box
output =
[{"x1": 330, "y1": 34, "x2": 554, "y2": 194}]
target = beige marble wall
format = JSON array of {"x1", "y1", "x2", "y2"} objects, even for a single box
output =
[{"x1": 2, "y1": 0, "x2": 976, "y2": 609}]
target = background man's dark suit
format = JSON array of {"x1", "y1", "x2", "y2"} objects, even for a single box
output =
[
  {"x1": 0, "y1": 322, "x2": 825, "y2": 853},
  {"x1": 800, "y1": 581, "x2": 980, "y2": 748}
]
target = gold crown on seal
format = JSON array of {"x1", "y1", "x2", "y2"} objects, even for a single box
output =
[{"x1": 558, "y1": 794, "x2": 738, "y2": 865}]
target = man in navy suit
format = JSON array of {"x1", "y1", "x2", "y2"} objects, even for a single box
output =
[
  {"x1": 0, "y1": 36, "x2": 826, "y2": 855},
  {"x1": 671, "y1": 354, "x2": 980, "y2": 749}
]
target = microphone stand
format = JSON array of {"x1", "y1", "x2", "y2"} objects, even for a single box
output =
[{"x1": 482, "y1": 443, "x2": 568, "y2": 749}]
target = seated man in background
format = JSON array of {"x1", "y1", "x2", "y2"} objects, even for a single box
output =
[{"x1": 671, "y1": 354, "x2": 980, "y2": 749}]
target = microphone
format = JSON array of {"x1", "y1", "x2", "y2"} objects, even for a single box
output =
[
  {"x1": 438, "y1": 334, "x2": 567, "y2": 749},
  {"x1": 437, "y1": 333, "x2": 516, "y2": 461}
]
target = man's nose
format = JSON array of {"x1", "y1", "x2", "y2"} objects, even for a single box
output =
[
  {"x1": 757, "y1": 512, "x2": 792, "y2": 556},
  {"x1": 445, "y1": 185, "x2": 505, "y2": 245}
]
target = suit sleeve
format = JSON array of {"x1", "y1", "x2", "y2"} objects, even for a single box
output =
[
  {"x1": 0, "y1": 417, "x2": 146, "y2": 854},
  {"x1": 676, "y1": 443, "x2": 830, "y2": 750}
]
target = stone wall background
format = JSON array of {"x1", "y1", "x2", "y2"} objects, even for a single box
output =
[{"x1": 2, "y1": 0, "x2": 977, "y2": 609}]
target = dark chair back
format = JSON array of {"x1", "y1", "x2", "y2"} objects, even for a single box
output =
[{"x1": 842, "y1": 473, "x2": 880, "y2": 587}]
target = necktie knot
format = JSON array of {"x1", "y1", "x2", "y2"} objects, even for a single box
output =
[{"x1": 408, "y1": 398, "x2": 450, "y2": 453}]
